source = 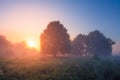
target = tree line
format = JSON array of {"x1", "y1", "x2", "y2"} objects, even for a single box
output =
[
  {"x1": 40, "y1": 21, "x2": 115, "y2": 57},
  {"x1": 0, "y1": 36, "x2": 38, "y2": 57},
  {"x1": 0, "y1": 20, "x2": 115, "y2": 57}
]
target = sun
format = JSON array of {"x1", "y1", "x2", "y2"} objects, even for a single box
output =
[
  {"x1": 25, "y1": 38, "x2": 40, "y2": 51},
  {"x1": 27, "y1": 40, "x2": 37, "y2": 48}
]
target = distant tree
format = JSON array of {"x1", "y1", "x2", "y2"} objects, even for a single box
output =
[
  {"x1": 0, "y1": 35, "x2": 13, "y2": 57},
  {"x1": 71, "y1": 30, "x2": 115, "y2": 56},
  {"x1": 13, "y1": 41, "x2": 38, "y2": 57},
  {"x1": 40, "y1": 21, "x2": 71, "y2": 56}
]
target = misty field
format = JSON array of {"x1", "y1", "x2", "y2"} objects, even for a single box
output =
[{"x1": 0, "y1": 56, "x2": 120, "y2": 80}]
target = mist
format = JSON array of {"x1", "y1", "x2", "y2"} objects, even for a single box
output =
[{"x1": 0, "y1": 35, "x2": 39, "y2": 58}]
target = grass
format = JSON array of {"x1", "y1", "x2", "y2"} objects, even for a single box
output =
[{"x1": 0, "y1": 56, "x2": 120, "y2": 80}]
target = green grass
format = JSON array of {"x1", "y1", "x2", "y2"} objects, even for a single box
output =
[{"x1": 0, "y1": 56, "x2": 120, "y2": 80}]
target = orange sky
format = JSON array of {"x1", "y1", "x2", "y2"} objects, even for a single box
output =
[{"x1": 0, "y1": 3, "x2": 59, "y2": 51}]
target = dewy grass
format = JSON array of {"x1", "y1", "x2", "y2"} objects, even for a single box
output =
[{"x1": 0, "y1": 56, "x2": 120, "y2": 80}]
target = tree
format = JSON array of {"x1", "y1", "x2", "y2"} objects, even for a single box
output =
[
  {"x1": 88, "y1": 30, "x2": 115, "y2": 56},
  {"x1": 71, "y1": 34, "x2": 88, "y2": 56},
  {"x1": 13, "y1": 41, "x2": 38, "y2": 57},
  {"x1": 0, "y1": 35, "x2": 14, "y2": 57},
  {"x1": 71, "y1": 30, "x2": 115, "y2": 56},
  {"x1": 40, "y1": 21, "x2": 71, "y2": 56}
]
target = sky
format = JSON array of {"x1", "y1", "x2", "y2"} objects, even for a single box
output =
[{"x1": 0, "y1": 0, "x2": 120, "y2": 53}]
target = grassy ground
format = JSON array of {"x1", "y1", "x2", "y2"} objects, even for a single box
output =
[{"x1": 0, "y1": 56, "x2": 120, "y2": 80}]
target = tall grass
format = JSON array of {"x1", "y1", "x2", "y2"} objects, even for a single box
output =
[{"x1": 0, "y1": 56, "x2": 120, "y2": 80}]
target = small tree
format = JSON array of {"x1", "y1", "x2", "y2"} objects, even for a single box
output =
[
  {"x1": 0, "y1": 35, "x2": 13, "y2": 57},
  {"x1": 40, "y1": 21, "x2": 71, "y2": 56}
]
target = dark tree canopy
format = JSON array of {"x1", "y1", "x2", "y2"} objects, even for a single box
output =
[
  {"x1": 88, "y1": 30, "x2": 115, "y2": 56},
  {"x1": 40, "y1": 21, "x2": 71, "y2": 56},
  {"x1": 71, "y1": 30, "x2": 115, "y2": 56},
  {"x1": 71, "y1": 34, "x2": 88, "y2": 56}
]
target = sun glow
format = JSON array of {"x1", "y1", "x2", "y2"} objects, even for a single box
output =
[
  {"x1": 27, "y1": 40, "x2": 37, "y2": 48},
  {"x1": 25, "y1": 38, "x2": 40, "y2": 51}
]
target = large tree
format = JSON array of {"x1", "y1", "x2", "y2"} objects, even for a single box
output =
[
  {"x1": 40, "y1": 21, "x2": 71, "y2": 56},
  {"x1": 88, "y1": 30, "x2": 115, "y2": 56},
  {"x1": 71, "y1": 30, "x2": 115, "y2": 56}
]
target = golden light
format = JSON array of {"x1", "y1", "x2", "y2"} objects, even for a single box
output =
[
  {"x1": 25, "y1": 38, "x2": 40, "y2": 51},
  {"x1": 27, "y1": 40, "x2": 37, "y2": 48}
]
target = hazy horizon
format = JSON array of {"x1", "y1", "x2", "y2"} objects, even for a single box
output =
[{"x1": 0, "y1": 0, "x2": 120, "y2": 53}]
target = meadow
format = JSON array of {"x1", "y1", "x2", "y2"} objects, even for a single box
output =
[{"x1": 0, "y1": 56, "x2": 120, "y2": 80}]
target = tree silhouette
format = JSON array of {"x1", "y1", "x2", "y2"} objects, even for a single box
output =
[
  {"x1": 71, "y1": 30, "x2": 115, "y2": 56},
  {"x1": 71, "y1": 34, "x2": 88, "y2": 56},
  {"x1": 88, "y1": 30, "x2": 115, "y2": 56},
  {"x1": 40, "y1": 21, "x2": 71, "y2": 56},
  {"x1": 0, "y1": 35, "x2": 13, "y2": 57}
]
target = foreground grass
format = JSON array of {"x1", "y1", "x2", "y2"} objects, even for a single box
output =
[{"x1": 0, "y1": 56, "x2": 120, "y2": 80}]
